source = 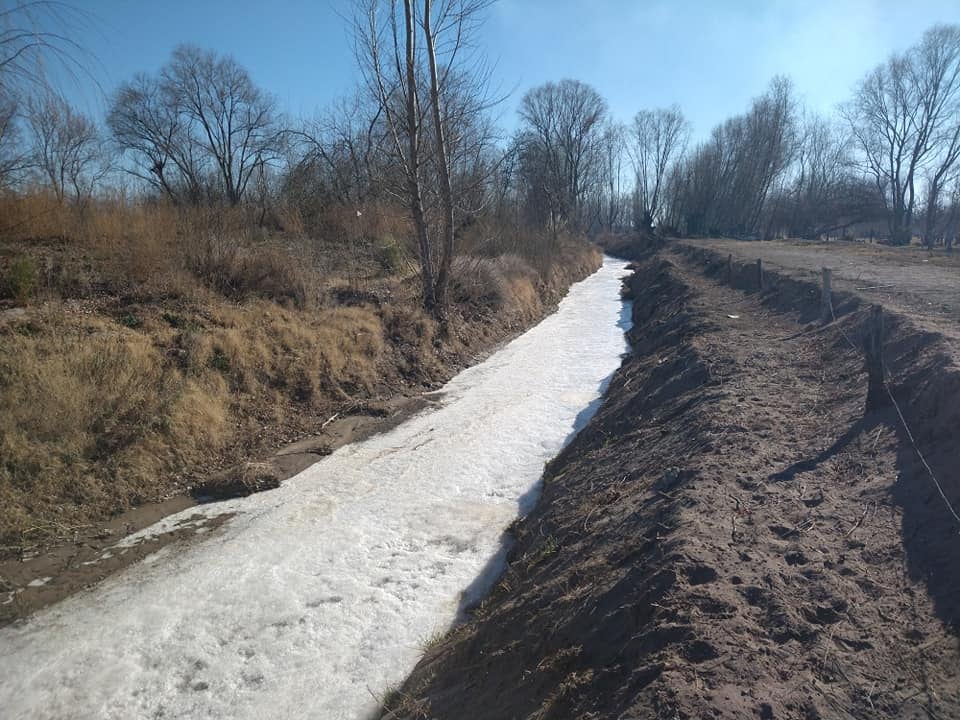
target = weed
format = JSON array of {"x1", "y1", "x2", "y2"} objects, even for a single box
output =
[
  {"x1": 15, "y1": 321, "x2": 40, "y2": 337},
  {"x1": 117, "y1": 312, "x2": 143, "y2": 329},
  {"x1": 524, "y1": 534, "x2": 560, "y2": 570},
  {"x1": 5, "y1": 257, "x2": 37, "y2": 305},
  {"x1": 376, "y1": 234, "x2": 404, "y2": 273},
  {"x1": 162, "y1": 312, "x2": 185, "y2": 328},
  {"x1": 209, "y1": 347, "x2": 231, "y2": 374}
]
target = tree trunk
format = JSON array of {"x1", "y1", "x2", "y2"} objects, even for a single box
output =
[
  {"x1": 924, "y1": 179, "x2": 941, "y2": 249},
  {"x1": 423, "y1": 0, "x2": 454, "y2": 319},
  {"x1": 402, "y1": 0, "x2": 435, "y2": 310}
]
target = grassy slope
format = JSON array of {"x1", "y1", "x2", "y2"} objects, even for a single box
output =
[{"x1": 0, "y1": 194, "x2": 601, "y2": 553}]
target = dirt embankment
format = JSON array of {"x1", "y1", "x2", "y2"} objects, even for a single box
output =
[
  {"x1": 0, "y1": 242, "x2": 601, "y2": 625},
  {"x1": 383, "y1": 243, "x2": 960, "y2": 719}
]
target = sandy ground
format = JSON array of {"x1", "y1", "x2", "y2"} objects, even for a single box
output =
[
  {"x1": 683, "y1": 237, "x2": 960, "y2": 344},
  {"x1": 384, "y1": 243, "x2": 960, "y2": 719}
]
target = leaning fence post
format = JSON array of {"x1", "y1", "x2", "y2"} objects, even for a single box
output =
[
  {"x1": 863, "y1": 304, "x2": 886, "y2": 410},
  {"x1": 756, "y1": 259, "x2": 764, "y2": 290},
  {"x1": 821, "y1": 267, "x2": 832, "y2": 324}
]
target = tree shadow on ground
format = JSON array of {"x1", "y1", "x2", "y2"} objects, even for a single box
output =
[
  {"x1": 769, "y1": 405, "x2": 960, "y2": 638},
  {"x1": 769, "y1": 414, "x2": 882, "y2": 483}
]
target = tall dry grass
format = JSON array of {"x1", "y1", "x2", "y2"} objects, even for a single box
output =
[
  {"x1": 0, "y1": 297, "x2": 388, "y2": 546},
  {"x1": 0, "y1": 190, "x2": 599, "y2": 551}
]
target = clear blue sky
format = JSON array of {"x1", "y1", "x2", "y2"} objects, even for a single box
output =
[{"x1": 58, "y1": 0, "x2": 960, "y2": 138}]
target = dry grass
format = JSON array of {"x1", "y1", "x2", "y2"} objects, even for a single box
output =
[
  {"x1": 0, "y1": 191, "x2": 600, "y2": 551},
  {"x1": 0, "y1": 298, "x2": 389, "y2": 545},
  {"x1": 449, "y1": 254, "x2": 542, "y2": 320}
]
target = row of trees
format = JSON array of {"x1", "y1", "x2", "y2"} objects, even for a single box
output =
[
  {"x1": 4, "y1": 4, "x2": 959, "y2": 319},
  {"x1": 1, "y1": 47, "x2": 282, "y2": 206},
  {"x1": 650, "y1": 24, "x2": 960, "y2": 246},
  {"x1": 3, "y1": 0, "x2": 610, "y2": 316}
]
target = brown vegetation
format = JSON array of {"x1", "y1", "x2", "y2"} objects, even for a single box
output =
[{"x1": 0, "y1": 193, "x2": 600, "y2": 555}]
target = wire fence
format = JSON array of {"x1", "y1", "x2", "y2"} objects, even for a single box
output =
[{"x1": 827, "y1": 294, "x2": 960, "y2": 530}]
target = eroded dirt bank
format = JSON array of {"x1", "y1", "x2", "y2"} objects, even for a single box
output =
[{"x1": 383, "y1": 243, "x2": 960, "y2": 719}]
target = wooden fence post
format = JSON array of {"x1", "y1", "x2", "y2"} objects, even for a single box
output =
[
  {"x1": 727, "y1": 254, "x2": 733, "y2": 283},
  {"x1": 821, "y1": 267, "x2": 832, "y2": 324},
  {"x1": 863, "y1": 304, "x2": 886, "y2": 410},
  {"x1": 756, "y1": 259, "x2": 764, "y2": 290}
]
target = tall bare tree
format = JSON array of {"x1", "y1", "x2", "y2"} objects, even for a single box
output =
[
  {"x1": 356, "y1": 0, "x2": 435, "y2": 307},
  {"x1": 629, "y1": 105, "x2": 689, "y2": 230},
  {"x1": 594, "y1": 121, "x2": 627, "y2": 231},
  {"x1": 783, "y1": 114, "x2": 853, "y2": 237},
  {"x1": 0, "y1": 91, "x2": 25, "y2": 187},
  {"x1": 915, "y1": 26, "x2": 960, "y2": 246},
  {"x1": 517, "y1": 79, "x2": 608, "y2": 235},
  {"x1": 355, "y1": 0, "x2": 494, "y2": 315},
  {"x1": 665, "y1": 77, "x2": 796, "y2": 238},
  {"x1": 108, "y1": 46, "x2": 282, "y2": 205},
  {"x1": 0, "y1": 1, "x2": 93, "y2": 96},
  {"x1": 1, "y1": 2, "x2": 97, "y2": 191},
  {"x1": 26, "y1": 92, "x2": 107, "y2": 201},
  {"x1": 108, "y1": 73, "x2": 205, "y2": 203},
  {"x1": 163, "y1": 45, "x2": 282, "y2": 206},
  {"x1": 287, "y1": 93, "x2": 385, "y2": 208},
  {"x1": 845, "y1": 25, "x2": 960, "y2": 244}
]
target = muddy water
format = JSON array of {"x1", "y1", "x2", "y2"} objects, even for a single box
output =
[{"x1": 0, "y1": 258, "x2": 632, "y2": 720}]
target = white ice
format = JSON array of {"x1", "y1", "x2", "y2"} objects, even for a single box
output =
[{"x1": 0, "y1": 258, "x2": 632, "y2": 720}]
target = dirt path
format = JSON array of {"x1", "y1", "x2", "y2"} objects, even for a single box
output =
[
  {"x1": 683, "y1": 237, "x2": 960, "y2": 346},
  {"x1": 383, "y1": 247, "x2": 960, "y2": 719}
]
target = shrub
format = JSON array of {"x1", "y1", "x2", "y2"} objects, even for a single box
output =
[
  {"x1": 376, "y1": 234, "x2": 404, "y2": 273},
  {"x1": 180, "y1": 206, "x2": 245, "y2": 291},
  {"x1": 231, "y1": 244, "x2": 311, "y2": 308},
  {"x1": 117, "y1": 312, "x2": 143, "y2": 329},
  {"x1": 449, "y1": 256, "x2": 508, "y2": 310},
  {"x1": 209, "y1": 346, "x2": 231, "y2": 373},
  {"x1": 5, "y1": 257, "x2": 37, "y2": 305}
]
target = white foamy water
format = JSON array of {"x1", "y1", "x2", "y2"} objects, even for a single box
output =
[{"x1": 0, "y1": 258, "x2": 632, "y2": 720}]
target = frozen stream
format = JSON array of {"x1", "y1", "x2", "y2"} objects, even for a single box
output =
[{"x1": 0, "y1": 258, "x2": 632, "y2": 720}]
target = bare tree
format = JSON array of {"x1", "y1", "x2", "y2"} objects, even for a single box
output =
[
  {"x1": 666, "y1": 77, "x2": 796, "y2": 238},
  {"x1": 25, "y1": 92, "x2": 107, "y2": 201},
  {"x1": 517, "y1": 79, "x2": 608, "y2": 235},
  {"x1": 596, "y1": 121, "x2": 627, "y2": 230},
  {"x1": 287, "y1": 93, "x2": 385, "y2": 208},
  {"x1": 845, "y1": 25, "x2": 960, "y2": 244},
  {"x1": 108, "y1": 46, "x2": 283, "y2": 206},
  {"x1": 1, "y1": 2, "x2": 98, "y2": 191},
  {"x1": 0, "y1": 91, "x2": 26, "y2": 187},
  {"x1": 628, "y1": 105, "x2": 689, "y2": 230},
  {"x1": 916, "y1": 26, "x2": 960, "y2": 246},
  {"x1": 163, "y1": 45, "x2": 282, "y2": 205},
  {"x1": 941, "y1": 179, "x2": 960, "y2": 251},
  {"x1": 108, "y1": 73, "x2": 205, "y2": 203},
  {"x1": 356, "y1": 0, "x2": 435, "y2": 307},
  {"x1": 0, "y1": 1, "x2": 93, "y2": 96},
  {"x1": 355, "y1": 0, "x2": 495, "y2": 315},
  {"x1": 782, "y1": 114, "x2": 855, "y2": 237}
]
